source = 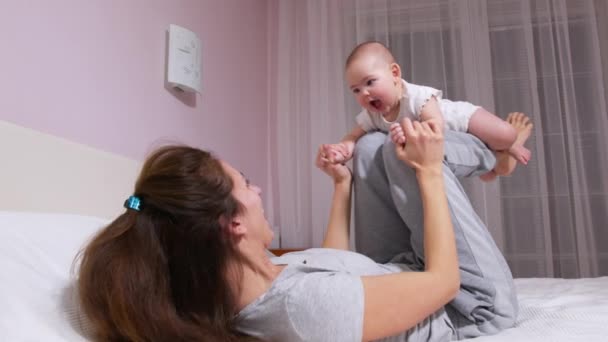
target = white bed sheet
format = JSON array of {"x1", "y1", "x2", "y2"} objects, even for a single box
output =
[
  {"x1": 1, "y1": 211, "x2": 607, "y2": 341},
  {"x1": 0, "y1": 211, "x2": 99, "y2": 341},
  {"x1": 463, "y1": 277, "x2": 608, "y2": 341}
]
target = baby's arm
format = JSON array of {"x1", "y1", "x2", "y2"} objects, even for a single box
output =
[
  {"x1": 324, "y1": 126, "x2": 366, "y2": 164},
  {"x1": 390, "y1": 96, "x2": 445, "y2": 145},
  {"x1": 419, "y1": 96, "x2": 445, "y2": 129}
]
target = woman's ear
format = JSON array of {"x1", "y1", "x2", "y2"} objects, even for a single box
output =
[
  {"x1": 220, "y1": 216, "x2": 246, "y2": 236},
  {"x1": 230, "y1": 220, "x2": 246, "y2": 236}
]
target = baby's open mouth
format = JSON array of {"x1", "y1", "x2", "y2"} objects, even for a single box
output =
[{"x1": 370, "y1": 99, "x2": 382, "y2": 110}]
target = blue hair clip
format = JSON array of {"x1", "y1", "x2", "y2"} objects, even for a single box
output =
[{"x1": 124, "y1": 195, "x2": 142, "y2": 211}]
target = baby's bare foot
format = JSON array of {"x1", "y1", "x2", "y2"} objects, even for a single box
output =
[
  {"x1": 494, "y1": 112, "x2": 533, "y2": 176},
  {"x1": 480, "y1": 170, "x2": 498, "y2": 182},
  {"x1": 507, "y1": 112, "x2": 533, "y2": 164}
]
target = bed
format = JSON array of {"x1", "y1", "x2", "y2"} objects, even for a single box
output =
[
  {"x1": 2, "y1": 121, "x2": 608, "y2": 341},
  {"x1": 3, "y1": 212, "x2": 607, "y2": 342}
]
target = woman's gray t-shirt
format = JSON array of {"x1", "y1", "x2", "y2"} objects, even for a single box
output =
[{"x1": 234, "y1": 248, "x2": 454, "y2": 341}]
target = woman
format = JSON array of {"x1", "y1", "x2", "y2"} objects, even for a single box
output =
[{"x1": 77, "y1": 118, "x2": 516, "y2": 341}]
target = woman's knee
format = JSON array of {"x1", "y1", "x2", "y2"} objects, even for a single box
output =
[
  {"x1": 354, "y1": 132, "x2": 386, "y2": 154},
  {"x1": 353, "y1": 132, "x2": 387, "y2": 167}
]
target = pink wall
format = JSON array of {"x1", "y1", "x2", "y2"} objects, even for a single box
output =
[{"x1": 0, "y1": 0, "x2": 269, "y2": 197}]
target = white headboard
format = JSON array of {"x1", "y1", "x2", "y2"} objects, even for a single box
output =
[{"x1": 0, "y1": 120, "x2": 140, "y2": 219}]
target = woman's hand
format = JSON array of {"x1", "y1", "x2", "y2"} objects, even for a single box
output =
[
  {"x1": 394, "y1": 118, "x2": 444, "y2": 174},
  {"x1": 316, "y1": 144, "x2": 352, "y2": 185},
  {"x1": 322, "y1": 141, "x2": 355, "y2": 164}
]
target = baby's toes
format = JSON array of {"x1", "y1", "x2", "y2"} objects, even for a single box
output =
[
  {"x1": 522, "y1": 149, "x2": 531, "y2": 162},
  {"x1": 514, "y1": 149, "x2": 531, "y2": 165}
]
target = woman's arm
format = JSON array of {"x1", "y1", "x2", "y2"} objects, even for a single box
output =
[
  {"x1": 360, "y1": 119, "x2": 460, "y2": 341},
  {"x1": 315, "y1": 145, "x2": 353, "y2": 250},
  {"x1": 321, "y1": 178, "x2": 351, "y2": 250}
]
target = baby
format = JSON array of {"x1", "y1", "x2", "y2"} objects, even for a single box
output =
[{"x1": 323, "y1": 41, "x2": 533, "y2": 180}]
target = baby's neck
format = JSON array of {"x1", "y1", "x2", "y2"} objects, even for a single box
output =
[
  {"x1": 384, "y1": 81, "x2": 405, "y2": 122},
  {"x1": 384, "y1": 100, "x2": 401, "y2": 122}
]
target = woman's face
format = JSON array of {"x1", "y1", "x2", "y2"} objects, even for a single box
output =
[{"x1": 222, "y1": 161, "x2": 274, "y2": 249}]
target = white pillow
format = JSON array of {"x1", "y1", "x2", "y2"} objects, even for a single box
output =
[{"x1": 0, "y1": 211, "x2": 107, "y2": 341}]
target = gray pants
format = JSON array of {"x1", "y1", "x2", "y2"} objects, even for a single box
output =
[{"x1": 353, "y1": 132, "x2": 518, "y2": 339}]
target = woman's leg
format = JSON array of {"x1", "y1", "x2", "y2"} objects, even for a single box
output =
[
  {"x1": 352, "y1": 132, "x2": 414, "y2": 264},
  {"x1": 352, "y1": 130, "x2": 498, "y2": 264},
  {"x1": 381, "y1": 131, "x2": 518, "y2": 339}
]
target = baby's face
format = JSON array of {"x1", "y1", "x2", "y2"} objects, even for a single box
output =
[{"x1": 346, "y1": 55, "x2": 401, "y2": 116}]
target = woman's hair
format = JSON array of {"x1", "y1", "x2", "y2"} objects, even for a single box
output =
[{"x1": 77, "y1": 145, "x2": 259, "y2": 341}]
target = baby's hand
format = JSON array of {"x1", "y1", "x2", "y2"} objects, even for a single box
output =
[
  {"x1": 390, "y1": 122, "x2": 406, "y2": 145},
  {"x1": 394, "y1": 118, "x2": 444, "y2": 172},
  {"x1": 323, "y1": 142, "x2": 353, "y2": 164},
  {"x1": 316, "y1": 145, "x2": 352, "y2": 184}
]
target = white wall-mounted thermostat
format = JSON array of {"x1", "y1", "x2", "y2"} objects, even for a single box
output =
[{"x1": 166, "y1": 24, "x2": 201, "y2": 93}]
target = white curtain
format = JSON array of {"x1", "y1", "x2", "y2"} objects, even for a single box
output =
[
  {"x1": 267, "y1": 0, "x2": 358, "y2": 249},
  {"x1": 268, "y1": 0, "x2": 608, "y2": 278},
  {"x1": 484, "y1": 0, "x2": 608, "y2": 277}
]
